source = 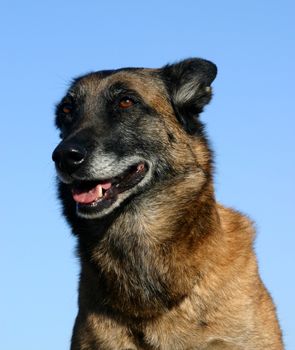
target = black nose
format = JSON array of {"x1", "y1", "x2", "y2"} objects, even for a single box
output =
[{"x1": 52, "y1": 143, "x2": 87, "y2": 174}]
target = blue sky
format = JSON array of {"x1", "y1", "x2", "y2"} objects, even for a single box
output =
[{"x1": 1, "y1": 0, "x2": 294, "y2": 349}]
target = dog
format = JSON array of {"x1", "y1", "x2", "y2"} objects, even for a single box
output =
[{"x1": 52, "y1": 58, "x2": 283, "y2": 349}]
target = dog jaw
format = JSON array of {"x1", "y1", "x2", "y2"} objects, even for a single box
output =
[{"x1": 57, "y1": 157, "x2": 153, "y2": 219}]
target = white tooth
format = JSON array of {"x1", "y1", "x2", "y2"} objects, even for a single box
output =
[{"x1": 97, "y1": 185, "x2": 103, "y2": 198}]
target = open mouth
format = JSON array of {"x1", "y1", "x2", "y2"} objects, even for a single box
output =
[{"x1": 71, "y1": 162, "x2": 148, "y2": 217}]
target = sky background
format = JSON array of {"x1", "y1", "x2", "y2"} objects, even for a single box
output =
[{"x1": 1, "y1": 0, "x2": 294, "y2": 349}]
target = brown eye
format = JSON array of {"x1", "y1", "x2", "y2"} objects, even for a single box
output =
[
  {"x1": 58, "y1": 103, "x2": 74, "y2": 126},
  {"x1": 62, "y1": 104, "x2": 72, "y2": 114},
  {"x1": 119, "y1": 97, "x2": 134, "y2": 109}
]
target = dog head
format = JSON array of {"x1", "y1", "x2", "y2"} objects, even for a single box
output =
[{"x1": 52, "y1": 58, "x2": 217, "y2": 219}]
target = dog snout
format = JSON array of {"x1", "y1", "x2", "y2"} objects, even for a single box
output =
[{"x1": 52, "y1": 142, "x2": 87, "y2": 174}]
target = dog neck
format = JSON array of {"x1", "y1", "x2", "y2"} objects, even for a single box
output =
[{"x1": 76, "y1": 177, "x2": 222, "y2": 321}]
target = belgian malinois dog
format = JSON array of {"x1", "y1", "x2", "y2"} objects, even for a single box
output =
[{"x1": 52, "y1": 58, "x2": 283, "y2": 349}]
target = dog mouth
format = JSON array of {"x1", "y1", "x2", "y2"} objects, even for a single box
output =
[{"x1": 71, "y1": 162, "x2": 148, "y2": 217}]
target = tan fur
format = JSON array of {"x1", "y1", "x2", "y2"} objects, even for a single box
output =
[{"x1": 66, "y1": 70, "x2": 283, "y2": 349}]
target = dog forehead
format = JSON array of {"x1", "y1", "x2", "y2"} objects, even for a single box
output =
[{"x1": 70, "y1": 69, "x2": 168, "y2": 104}]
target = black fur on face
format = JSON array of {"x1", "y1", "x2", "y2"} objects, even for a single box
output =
[{"x1": 53, "y1": 58, "x2": 217, "y2": 220}]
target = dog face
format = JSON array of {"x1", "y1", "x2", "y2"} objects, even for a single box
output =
[{"x1": 52, "y1": 59, "x2": 217, "y2": 219}]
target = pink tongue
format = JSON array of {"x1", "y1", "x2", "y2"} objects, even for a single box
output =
[
  {"x1": 72, "y1": 187, "x2": 99, "y2": 204},
  {"x1": 72, "y1": 183, "x2": 112, "y2": 204}
]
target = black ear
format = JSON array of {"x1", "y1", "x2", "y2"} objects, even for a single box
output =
[{"x1": 161, "y1": 58, "x2": 217, "y2": 134}]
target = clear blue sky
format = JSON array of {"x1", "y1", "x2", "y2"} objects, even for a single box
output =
[{"x1": 1, "y1": 1, "x2": 294, "y2": 349}]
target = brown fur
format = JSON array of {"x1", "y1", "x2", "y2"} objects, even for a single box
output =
[
  {"x1": 54, "y1": 61, "x2": 283, "y2": 349},
  {"x1": 73, "y1": 202, "x2": 283, "y2": 349}
]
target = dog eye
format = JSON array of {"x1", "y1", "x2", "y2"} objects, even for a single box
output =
[
  {"x1": 61, "y1": 104, "x2": 72, "y2": 114},
  {"x1": 58, "y1": 103, "x2": 75, "y2": 126},
  {"x1": 118, "y1": 97, "x2": 135, "y2": 109}
]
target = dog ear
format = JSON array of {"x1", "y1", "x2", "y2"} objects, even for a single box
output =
[{"x1": 161, "y1": 58, "x2": 217, "y2": 134}]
